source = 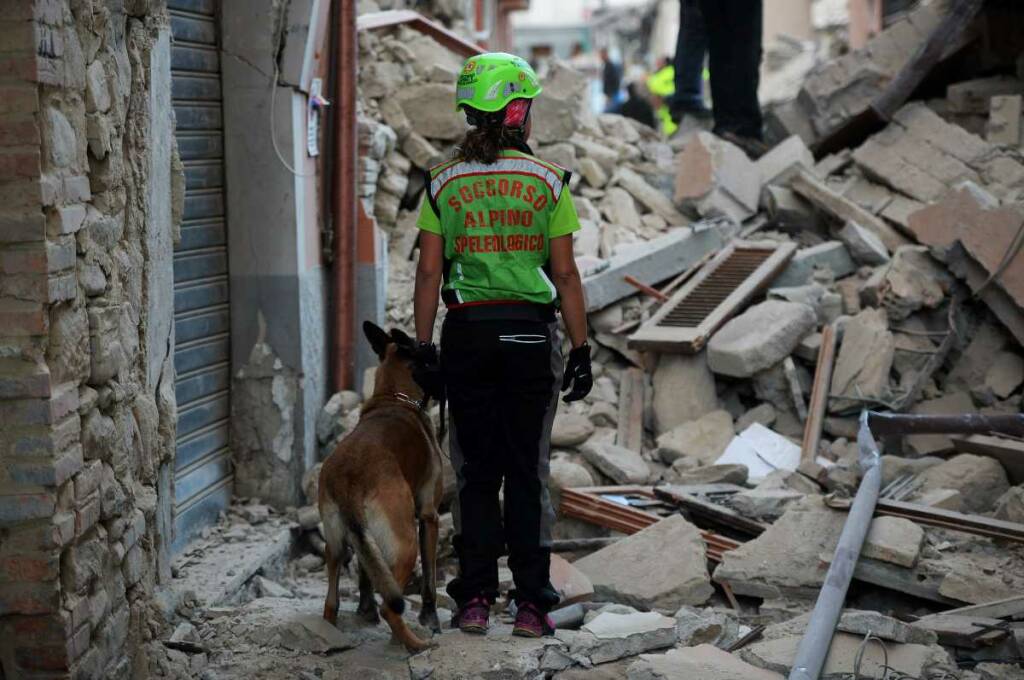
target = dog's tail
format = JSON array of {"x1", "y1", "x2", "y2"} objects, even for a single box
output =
[{"x1": 343, "y1": 515, "x2": 406, "y2": 615}]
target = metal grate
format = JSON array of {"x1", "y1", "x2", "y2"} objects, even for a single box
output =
[{"x1": 659, "y1": 248, "x2": 774, "y2": 327}]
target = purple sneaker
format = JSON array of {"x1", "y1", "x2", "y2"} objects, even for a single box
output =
[
  {"x1": 512, "y1": 602, "x2": 554, "y2": 638},
  {"x1": 455, "y1": 597, "x2": 490, "y2": 635}
]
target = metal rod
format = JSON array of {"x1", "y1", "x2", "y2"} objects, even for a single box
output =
[
  {"x1": 623, "y1": 275, "x2": 670, "y2": 302},
  {"x1": 867, "y1": 411, "x2": 1024, "y2": 437},
  {"x1": 789, "y1": 411, "x2": 882, "y2": 680}
]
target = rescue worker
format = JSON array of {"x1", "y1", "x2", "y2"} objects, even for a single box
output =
[
  {"x1": 412, "y1": 52, "x2": 593, "y2": 638},
  {"x1": 646, "y1": 57, "x2": 679, "y2": 136}
]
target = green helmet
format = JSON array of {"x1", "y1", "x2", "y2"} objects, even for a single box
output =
[{"x1": 454, "y1": 52, "x2": 542, "y2": 113}]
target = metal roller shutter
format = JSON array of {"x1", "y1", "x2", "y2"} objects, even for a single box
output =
[{"x1": 169, "y1": 0, "x2": 232, "y2": 553}]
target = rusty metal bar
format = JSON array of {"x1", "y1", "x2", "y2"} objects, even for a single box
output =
[
  {"x1": 331, "y1": 0, "x2": 358, "y2": 390},
  {"x1": 866, "y1": 411, "x2": 1024, "y2": 437},
  {"x1": 623, "y1": 275, "x2": 670, "y2": 302},
  {"x1": 801, "y1": 323, "x2": 837, "y2": 463}
]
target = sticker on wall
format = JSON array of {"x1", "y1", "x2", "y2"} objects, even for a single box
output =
[{"x1": 307, "y1": 78, "x2": 330, "y2": 157}]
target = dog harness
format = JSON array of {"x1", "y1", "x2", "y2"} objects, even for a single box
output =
[{"x1": 417, "y1": 149, "x2": 581, "y2": 308}]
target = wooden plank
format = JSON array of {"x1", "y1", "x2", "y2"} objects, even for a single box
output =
[
  {"x1": 874, "y1": 499, "x2": 1024, "y2": 544},
  {"x1": 616, "y1": 368, "x2": 644, "y2": 453},
  {"x1": 953, "y1": 434, "x2": 1024, "y2": 485},
  {"x1": 790, "y1": 170, "x2": 906, "y2": 251},
  {"x1": 801, "y1": 323, "x2": 836, "y2": 462},
  {"x1": 356, "y1": 10, "x2": 483, "y2": 58},
  {"x1": 628, "y1": 241, "x2": 796, "y2": 353},
  {"x1": 942, "y1": 595, "x2": 1024, "y2": 620}
]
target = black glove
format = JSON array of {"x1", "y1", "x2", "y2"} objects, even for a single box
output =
[
  {"x1": 412, "y1": 341, "x2": 444, "y2": 401},
  {"x1": 561, "y1": 343, "x2": 593, "y2": 403}
]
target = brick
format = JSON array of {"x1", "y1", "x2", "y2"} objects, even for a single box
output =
[
  {"x1": 0, "y1": 552, "x2": 60, "y2": 582},
  {"x1": 45, "y1": 204, "x2": 86, "y2": 236},
  {"x1": 0, "y1": 298, "x2": 47, "y2": 335},
  {"x1": 0, "y1": 55, "x2": 38, "y2": 81},
  {"x1": 7, "y1": 612, "x2": 71, "y2": 640},
  {"x1": 74, "y1": 493, "x2": 99, "y2": 537},
  {"x1": 0, "y1": 579, "x2": 59, "y2": 616},
  {"x1": 0, "y1": 243, "x2": 46, "y2": 274},
  {"x1": 0, "y1": 492, "x2": 56, "y2": 526},
  {"x1": 121, "y1": 509, "x2": 145, "y2": 551},
  {"x1": 54, "y1": 511, "x2": 74, "y2": 547},
  {"x1": 60, "y1": 533, "x2": 106, "y2": 593},
  {"x1": 0, "y1": 117, "x2": 41, "y2": 147},
  {"x1": 0, "y1": 210, "x2": 45, "y2": 243},
  {"x1": 9, "y1": 444, "x2": 83, "y2": 487},
  {"x1": 47, "y1": 271, "x2": 77, "y2": 302},
  {"x1": 0, "y1": 147, "x2": 41, "y2": 178},
  {"x1": 15, "y1": 634, "x2": 74, "y2": 671},
  {"x1": 0, "y1": 381, "x2": 77, "y2": 425},
  {"x1": 0, "y1": 519, "x2": 61, "y2": 555},
  {"x1": 0, "y1": 357, "x2": 50, "y2": 398},
  {"x1": 0, "y1": 415, "x2": 80, "y2": 458},
  {"x1": 0, "y1": 20, "x2": 36, "y2": 53},
  {"x1": 0, "y1": 84, "x2": 39, "y2": 115},
  {"x1": 0, "y1": 177, "x2": 42, "y2": 209}
]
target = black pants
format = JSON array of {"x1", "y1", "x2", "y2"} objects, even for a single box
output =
[
  {"x1": 441, "y1": 318, "x2": 561, "y2": 611},
  {"x1": 697, "y1": 0, "x2": 764, "y2": 140}
]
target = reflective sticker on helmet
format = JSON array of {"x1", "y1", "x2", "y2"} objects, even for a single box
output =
[
  {"x1": 484, "y1": 81, "x2": 502, "y2": 101},
  {"x1": 456, "y1": 86, "x2": 476, "y2": 101}
]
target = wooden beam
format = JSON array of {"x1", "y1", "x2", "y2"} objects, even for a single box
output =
[
  {"x1": 942, "y1": 595, "x2": 1024, "y2": 620},
  {"x1": 616, "y1": 368, "x2": 645, "y2": 453},
  {"x1": 801, "y1": 323, "x2": 836, "y2": 463},
  {"x1": 790, "y1": 170, "x2": 906, "y2": 251}
]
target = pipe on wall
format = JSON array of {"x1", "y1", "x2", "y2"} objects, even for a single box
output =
[{"x1": 331, "y1": 0, "x2": 357, "y2": 391}]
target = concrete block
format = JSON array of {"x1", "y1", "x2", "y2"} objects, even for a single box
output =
[
  {"x1": 757, "y1": 134, "x2": 813, "y2": 187},
  {"x1": 675, "y1": 132, "x2": 760, "y2": 222},
  {"x1": 581, "y1": 441, "x2": 650, "y2": 484},
  {"x1": 707, "y1": 300, "x2": 817, "y2": 378},
  {"x1": 651, "y1": 351, "x2": 719, "y2": 434},
  {"x1": 838, "y1": 219, "x2": 889, "y2": 265},
  {"x1": 987, "y1": 94, "x2": 1023, "y2": 147},
  {"x1": 574, "y1": 514, "x2": 713, "y2": 610},
  {"x1": 830, "y1": 308, "x2": 893, "y2": 412},
  {"x1": 772, "y1": 241, "x2": 856, "y2": 287},
  {"x1": 947, "y1": 76, "x2": 1024, "y2": 114},
  {"x1": 614, "y1": 167, "x2": 687, "y2": 225},
  {"x1": 570, "y1": 612, "x2": 677, "y2": 664},
  {"x1": 629, "y1": 644, "x2": 785, "y2": 680},
  {"x1": 916, "y1": 453, "x2": 1009, "y2": 514},
  {"x1": 581, "y1": 222, "x2": 732, "y2": 312},
  {"x1": 863, "y1": 516, "x2": 923, "y2": 568},
  {"x1": 656, "y1": 409, "x2": 734, "y2": 465}
]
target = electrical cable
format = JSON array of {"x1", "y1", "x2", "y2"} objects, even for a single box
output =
[{"x1": 268, "y1": 1, "x2": 317, "y2": 178}]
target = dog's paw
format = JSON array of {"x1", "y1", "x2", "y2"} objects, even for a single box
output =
[{"x1": 418, "y1": 608, "x2": 442, "y2": 635}]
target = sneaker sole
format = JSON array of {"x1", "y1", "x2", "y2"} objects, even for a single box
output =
[
  {"x1": 512, "y1": 626, "x2": 542, "y2": 638},
  {"x1": 460, "y1": 623, "x2": 488, "y2": 635}
]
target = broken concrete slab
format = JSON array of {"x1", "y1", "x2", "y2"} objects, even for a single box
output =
[
  {"x1": 771, "y1": 241, "x2": 857, "y2": 288},
  {"x1": 651, "y1": 352, "x2": 720, "y2": 434},
  {"x1": 906, "y1": 392, "x2": 977, "y2": 457},
  {"x1": 987, "y1": 94, "x2": 1023, "y2": 147},
  {"x1": 600, "y1": 187, "x2": 643, "y2": 231},
  {"x1": 662, "y1": 464, "x2": 749, "y2": 487},
  {"x1": 675, "y1": 132, "x2": 760, "y2": 222},
  {"x1": 568, "y1": 611, "x2": 678, "y2": 665},
  {"x1": 582, "y1": 223, "x2": 733, "y2": 312},
  {"x1": 582, "y1": 441, "x2": 651, "y2": 485},
  {"x1": 615, "y1": 167, "x2": 688, "y2": 225},
  {"x1": 731, "y1": 489, "x2": 805, "y2": 520},
  {"x1": 862, "y1": 245, "x2": 952, "y2": 320},
  {"x1": 757, "y1": 135, "x2": 814, "y2": 187},
  {"x1": 763, "y1": 609, "x2": 937, "y2": 645},
  {"x1": 574, "y1": 514, "x2": 714, "y2": 610},
  {"x1": 672, "y1": 608, "x2": 743, "y2": 649},
  {"x1": 715, "y1": 423, "x2": 802, "y2": 483},
  {"x1": 984, "y1": 350, "x2": 1024, "y2": 400},
  {"x1": 916, "y1": 453, "x2": 1010, "y2": 514},
  {"x1": 862, "y1": 516, "x2": 923, "y2": 568},
  {"x1": 740, "y1": 632, "x2": 953, "y2": 679},
  {"x1": 629, "y1": 644, "x2": 785, "y2": 680},
  {"x1": 993, "y1": 485, "x2": 1024, "y2": 524},
  {"x1": 714, "y1": 496, "x2": 842, "y2": 599},
  {"x1": 706, "y1": 300, "x2": 817, "y2": 378},
  {"x1": 830, "y1": 307, "x2": 894, "y2": 412},
  {"x1": 656, "y1": 410, "x2": 735, "y2": 465},
  {"x1": 736, "y1": 403, "x2": 777, "y2": 432},
  {"x1": 947, "y1": 76, "x2": 1024, "y2": 114},
  {"x1": 838, "y1": 219, "x2": 889, "y2": 265},
  {"x1": 409, "y1": 624, "x2": 564, "y2": 679}
]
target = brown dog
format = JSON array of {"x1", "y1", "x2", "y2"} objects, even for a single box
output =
[{"x1": 318, "y1": 322, "x2": 444, "y2": 652}]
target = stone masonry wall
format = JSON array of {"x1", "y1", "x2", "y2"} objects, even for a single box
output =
[{"x1": 0, "y1": 1, "x2": 178, "y2": 678}]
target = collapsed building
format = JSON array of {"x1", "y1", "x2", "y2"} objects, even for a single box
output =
[{"x1": 3, "y1": 0, "x2": 1024, "y2": 678}]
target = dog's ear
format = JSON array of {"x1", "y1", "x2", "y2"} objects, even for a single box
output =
[
  {"x1": 363, "y1": 321, "x2": 391, "y2": 359},
  {"x1": 389, "y1": 328, "x2": 414, "y2": 348}
]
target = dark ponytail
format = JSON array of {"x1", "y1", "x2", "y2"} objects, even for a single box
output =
[{"x1": 456, "y1": 124, "x2": 524, "y2": 165}]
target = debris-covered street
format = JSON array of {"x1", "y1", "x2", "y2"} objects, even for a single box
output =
[{"x1": 4, "y1": 0, "x2": 1024, "y2": 678}]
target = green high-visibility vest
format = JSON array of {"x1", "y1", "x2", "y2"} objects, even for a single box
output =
[{"x1": 417, "y1": 149, "x2": 581, "y2": 307}]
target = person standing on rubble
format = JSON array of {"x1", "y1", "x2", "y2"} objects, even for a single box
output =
[{"x1": 411, "y1": 53, "x2": 593, "y2": 639}]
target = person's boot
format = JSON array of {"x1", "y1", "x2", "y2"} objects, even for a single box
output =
[
  {"x1": 512, "y1": 601, "x2": 555, "y2": 638},
  {"x1": 453, "y1": 596, "x2": 490, "y2": 635}
]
